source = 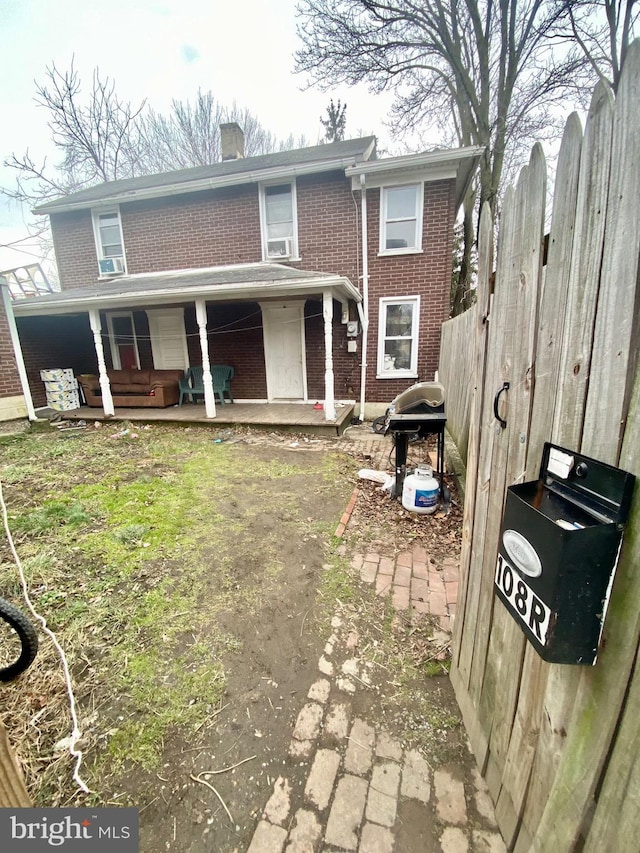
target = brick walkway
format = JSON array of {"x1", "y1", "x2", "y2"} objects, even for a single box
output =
[
  {"x1": 247, "y1": 608, "x2": 504, "y2": 853},
  {"x1": 352, "y1": 545, "x2": 458, "y2": 634},
  {"x1": 246, "y1": 431, "x2": 506, "y2": 853}
]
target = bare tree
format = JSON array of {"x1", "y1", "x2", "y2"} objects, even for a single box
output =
[
  {"x1": 139, "y1": 92, "x2": 301, "y2": 172},
  {"x1": 552, "y1": 0, "x2": 639, "y2": 92},
  {"x1": 4, "y1": 59, "x2": 146, "y2": 206},
  {"x1": 4, "y1": 65, "x2": 310, "y2": 208},
  {"x1": 320, "y1": 99, "x2": 348, "y2": 141},
  {"x1": 2, "y1": 64, "x2": 312, "y2": 264},
  {"x1": 295, "y1": 0, "x2": 593, "y2": 313}
]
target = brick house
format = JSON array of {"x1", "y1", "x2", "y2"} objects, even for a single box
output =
[{"x1": 8, "y1": 127, "x2": 481, "y2": 424}]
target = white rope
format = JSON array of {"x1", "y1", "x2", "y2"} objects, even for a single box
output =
[
  {"x1": 0, "y1": 478, "x2": 90, "y2": 793},
  {"x1": 97, "y1": 308, "x2": 326, "y2": 342}
]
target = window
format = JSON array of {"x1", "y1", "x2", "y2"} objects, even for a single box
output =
[
  {"x1": 106, "y1": 312, "x2": 139, "y2": 370},
  {"x1": 92, "y1": 208, "x2": 126, "y2": 275},
  {"x1": 260, "y1": 181, "x2": 298, "y2": 260},
  {"x1": 380, "y1": 184, "x2": 423, "y2": 254},
  {"x1": 377, "y1": 297, "x2": 420, "y2": 377}
]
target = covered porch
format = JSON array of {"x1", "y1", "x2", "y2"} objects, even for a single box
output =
[
  {"x1": 12, "y1": 262, "x2": 364, "y2": 427},
  {"x1": 53, "y1": 400, "x2": 356, "y2": 437}
]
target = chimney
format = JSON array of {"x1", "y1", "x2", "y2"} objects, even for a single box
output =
[{"x1": 220, "y1": 122, "x2": 245, "y2": 161}]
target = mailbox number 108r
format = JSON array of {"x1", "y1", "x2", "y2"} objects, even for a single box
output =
[{"x1": 495, "y1": 554, "x2": 551, "y2": 644}]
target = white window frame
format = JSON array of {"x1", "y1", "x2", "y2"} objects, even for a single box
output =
[
  {"x1": 106, "y1": 311, "x2": 140, "y2": 370},
  {"x1": 92, "y1": 207, "x2": 127, "y2": 276},
  {"x1": 376, "y1": 296, "x2": 420, "y2": 378},
  {"x1": 259, "y1": 180, "x2": 299, "y2": 261},
  {"x1": 379, "y1": 183, "x2": 424, "y2": 256}
]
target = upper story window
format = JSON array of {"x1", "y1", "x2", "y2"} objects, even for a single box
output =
[
  {"x1": 380, "y1": 184, "x2": 424, "y2": 255},
  {"x1": 377, "y1": 296, "x2": 420, "y2": 378},
  {"x1": 259, "y1": 181, "x2": 298, "y2": 261},
  {"x1": 92, "y1": 208, "x2": 126, "y2": 276}
]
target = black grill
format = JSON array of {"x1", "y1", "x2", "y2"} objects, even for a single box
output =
[{"x1": 384, "y1": 382, "x2": 447, "y2": 502}]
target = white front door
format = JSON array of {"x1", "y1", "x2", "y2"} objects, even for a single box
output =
[
  {"x1": 261, "y1": 302, "x2": 307, "y2": 400},
  {"x1": 146, "y1": 308, "x2": 189, "y2": 370}
]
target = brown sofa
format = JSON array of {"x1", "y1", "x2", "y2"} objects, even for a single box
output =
[{"x1": 77, "y1": 369, "x2": 185, "y2": 408}]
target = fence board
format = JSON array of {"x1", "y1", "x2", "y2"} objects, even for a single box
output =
[
  {"x1": 552, "y1": 83, "x2": 615, "y2": 450},
  {"x1": 448, "y1": 42, "x2": 640, "y2": 853},
  {"x1": 451, "y1": 207, "x2": 492, "y2": 663},
  {"x1": 582, "y1": 44, "x2": 640, "y2": 464},
  {"x1": 515, "y1": 79, "x2": 615, "y2": 849},
  {"x1": 455, "y1": 187, "x2": 516, "y2": 697},
  {"x1": 439, "y1": 307, "x2": 476, "y2": 461},
  {"x1": 494, "y1": 647, "x2": 547, "y2": 846},
  {"x1": 583, "y1": 643, "x2": 640, "y2": 852},
  {"x1": 527, "y1": 113, "x2": 583, "y2": 471},
  {"x1": 479, "y1": 145, "x2": 546, "y2": 808},
  {"x1": 493, "y1": 113, "x2": 583, "y2": 843},
  {"x1": 457, "y1": 182, "x2": 521, "y2": 705},
  {"x1": 450, "y1": 205, "x2": 494, "y2": 765},
  {"x1": 534, "y1": 361, "x2": 640, "y2": 851},
  {"x1": 0, "y1": 721, "x2": 31, "y2": 807},
  {"x1": 532, "y1": 43, "x2": 640, "y2": 850}
]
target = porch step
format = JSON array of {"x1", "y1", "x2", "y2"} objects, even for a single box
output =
[{"x1": 57, "y1": 402, "x2": 356, "y2": 438}]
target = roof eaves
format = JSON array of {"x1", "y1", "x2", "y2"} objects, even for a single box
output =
[
  {"x1": 345, "y1": 144, "x2": 484, "y2": 209},
  {"x1": 11, "y1": 274, "x2": 361, "y2": 316},
  {"x1": 34, "y1": 137, "x2": 378, "y2": 216},
  {"x1": 344, "y1": 145, "x2": 485, "y2": 177}
]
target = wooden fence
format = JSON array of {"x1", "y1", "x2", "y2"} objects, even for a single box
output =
[
  {"x1": 448, "y1": 40, "x2": 640, "y2": 852},
  {"x1": 439, "y1": 304, "x2": 476, "y2": 462}
]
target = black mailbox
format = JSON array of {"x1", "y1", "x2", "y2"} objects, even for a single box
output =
[{"x1": 495, "y1": 443, "x2": 635, "y2": 665}]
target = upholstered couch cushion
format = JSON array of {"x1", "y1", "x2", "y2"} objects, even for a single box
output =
[{"x1": 77, "y1": 369, "x2": 184, "y2": 408}]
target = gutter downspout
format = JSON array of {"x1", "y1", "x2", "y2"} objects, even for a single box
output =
[
  {"x1": 358, "y1": 173, "x2": 369, "y2": 421},
  {"x1": 0, "y1": 277, "x2": 37, "y2": 420}
]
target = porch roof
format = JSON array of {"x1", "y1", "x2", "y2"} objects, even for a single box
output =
[{"x1": 11, "y1": 263, "x2": 361, "y2": 317}]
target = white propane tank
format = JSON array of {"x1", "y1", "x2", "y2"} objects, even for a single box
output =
[{"x1": 402, "y1": 465, "x2": 439, "y2": 514}]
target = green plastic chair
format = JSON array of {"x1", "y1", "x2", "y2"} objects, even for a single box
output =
[
  {"x1": 178, "y1": 367, "x2": 205, "y2": 405},
  {"x1": 211, "y1": 365, "x2": 235, "y2": 405}
]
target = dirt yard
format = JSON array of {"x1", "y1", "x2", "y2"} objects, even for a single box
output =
[{"x1": 0, "y1": 423, "x2": 468, "y2": 852}]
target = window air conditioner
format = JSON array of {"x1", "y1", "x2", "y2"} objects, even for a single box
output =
[
  {"x1": 267, "y1": 238, "x2": 293, "y2": 259},
  {"x1": 98, "y1": 257, "x2": 125, "y2": 276}
]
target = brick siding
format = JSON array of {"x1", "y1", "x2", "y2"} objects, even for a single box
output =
[
  {"x1": 27, "y1": 172, "x2": 457, "y2": 404},
  {"x1": 0, "y1": 297, "x2": 22, "y2": 399}
]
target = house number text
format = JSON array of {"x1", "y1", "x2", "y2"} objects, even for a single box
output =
[{"x1": 495, "y1": 554, "x2": 551, "y2": 644}]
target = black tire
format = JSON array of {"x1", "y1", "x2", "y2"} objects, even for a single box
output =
[
  {"x1": 372, "y1": 415, "x2": 387, "y2": 435},
  {"x1": 0, "y1": 597, "x2": 39, "y2": 682}
]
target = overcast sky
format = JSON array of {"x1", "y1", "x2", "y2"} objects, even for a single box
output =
[{"x1": 0, "y1": 0, "x2": 401, "y2": 271}]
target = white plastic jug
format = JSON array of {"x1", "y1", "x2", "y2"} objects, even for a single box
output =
[{"x1": 402, "y1": 465, "x2": 439, "y2": 514}]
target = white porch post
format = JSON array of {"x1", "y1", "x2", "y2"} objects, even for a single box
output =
[
  {"x1": 323, "y1": 290, "x2": 336, "y2": 421},
  {"x1": 88, "y1": 309, "x2": 114, "y2": 416},
  {"x1": 195, "y1": 299, "x2": 216, "y2": 418},
  {"x1": 1, "y1": 277, "x2": 36, "y2": 420}
]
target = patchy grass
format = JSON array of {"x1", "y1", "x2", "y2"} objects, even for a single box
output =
[
  {"x1": 319, "y1": 554, "x2": 359, "y2": 610},
  {"x1": 11, "y1": 500, "x2": 92, "y2": 536},
  {"x1": 0, "y1": 425, "x2": 354, "y2": 804}
]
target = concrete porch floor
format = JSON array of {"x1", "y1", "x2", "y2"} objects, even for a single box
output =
[{"x1": 52, "y1": 401, "x2": 356, "y2": 437}]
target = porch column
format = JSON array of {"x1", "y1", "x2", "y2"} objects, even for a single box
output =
[
  {"x1": 0, "y1": 277, "x2": 36, "y2": 420},
  {"x1": 88, "y1": 309, "x2": 114, "y2": 417},
  {"x1": 195, "y1": 299, "x2": 216, "y2": 418},
  {"x1": 323, "y1": 290, "x2": 336, "y2": 421}
]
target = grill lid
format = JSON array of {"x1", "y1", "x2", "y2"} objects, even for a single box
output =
[{"x1": 390, "y1": 382, "x2": 445, "y2": 415}]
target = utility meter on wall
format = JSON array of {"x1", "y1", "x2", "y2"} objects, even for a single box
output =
[{"x1": 346, "y1": 321, "x2": 359, "y2": 337}]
